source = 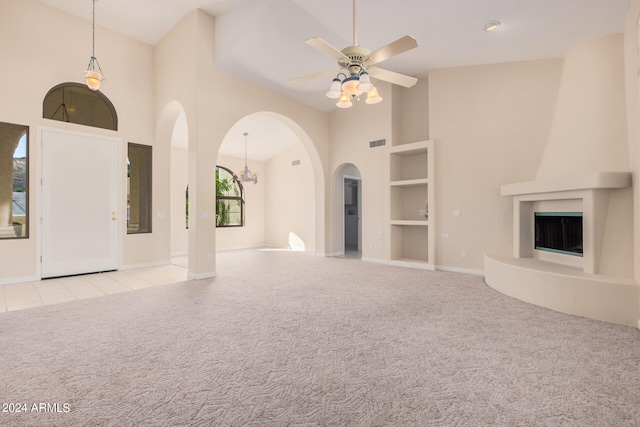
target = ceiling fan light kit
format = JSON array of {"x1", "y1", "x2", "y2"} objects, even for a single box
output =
[{"x1": 292, "y1": 0, "x2": 418, "y2": 109}]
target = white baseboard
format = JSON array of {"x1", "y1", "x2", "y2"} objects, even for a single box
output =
[
  {"x1": 120, "y1": 260, "x2": 171, "y2": 271},
  {"x1": 0, "y1": 275, "x2": 40, "y2": 286},
  {"x1": 362, "y1": 257, "x2": 386, "y2": 264},
  {"x1": 188, "y1": 272, "x2": 217, "y2": 280},
  {"x1": 436, "y1": 265, "x2": 485, "y2": 276}
]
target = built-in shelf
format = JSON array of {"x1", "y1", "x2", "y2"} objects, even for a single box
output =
[
  {"x1": 390, "y1": 178, "x2": 429, "y2": 187},
  {"x1": 387, "y1": 140, "x2": 434, "y2": 269},
  {"x1": 390, "y1": 220, "x2": 429, "y2": 226}
]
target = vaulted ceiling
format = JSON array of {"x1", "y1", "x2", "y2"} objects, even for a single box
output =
[{"x1": 37, "y1": 0, "x2": 630, "y2": 158}]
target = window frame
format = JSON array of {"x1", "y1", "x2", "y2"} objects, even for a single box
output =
[
  {"x1": 43, "y1": 82, "x2": 118, "y2": 131},
  {"x1": 216, "y1": 165, "x2": 244, "y2": 228},
  {"x1": 126, "y1": 142, "x2": 153, "y2": 234},
  {"x1": 0, "y1": 121, "x2": 29, "y2": 240}
]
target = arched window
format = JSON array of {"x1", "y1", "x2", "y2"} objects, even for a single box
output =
[
  {"x1": 43, "y1": 82, "x2": 118, "y2": 130},
  {"x1": 216, "y1": 166, "x2": 244, "y2": 227}
]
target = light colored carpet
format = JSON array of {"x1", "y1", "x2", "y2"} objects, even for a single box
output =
[{"x1": 1, "y1": 249, "x2": 639, "y2": 426}]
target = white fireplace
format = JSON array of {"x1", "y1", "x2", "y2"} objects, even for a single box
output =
[
  {"x1": 485, "y1": 34, "x2": 639, "y2": 327},
  {"x1": 485, "y1": 171, "x2": 637, "y2": 327},
  {"x1": 503, "y1": 172, "x2": 630, "y2": 274}
]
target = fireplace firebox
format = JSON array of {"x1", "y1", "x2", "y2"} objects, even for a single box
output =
[{"x1": 534, "y1": 212, "x2": 583, "y2": 256}]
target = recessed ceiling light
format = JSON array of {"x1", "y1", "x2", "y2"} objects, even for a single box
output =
[{"x1": 484, "y1": 20, "x2": 501, "y2": 32}]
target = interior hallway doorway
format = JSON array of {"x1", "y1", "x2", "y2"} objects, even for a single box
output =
[{"x1": 343, "y1": 175, "x2": 362, "y2": 259}]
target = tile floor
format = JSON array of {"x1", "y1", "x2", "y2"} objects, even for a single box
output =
[{"x1": 0, "y1": 259, "x2": 188, "y2": 314}]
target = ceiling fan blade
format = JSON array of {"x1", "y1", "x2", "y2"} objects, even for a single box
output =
[
  {"x1": 289, "y1": 68, "x2": 340, "y2": 84},
  {"x1": 306, "y1": 37, "x2": 350, "y2": 62},
  {"x1": 368, "y1": 67, "x2": 418, "y2": 88},
  {"x1": 365, "y1": 35, "x2": 418, "y2": 66}
]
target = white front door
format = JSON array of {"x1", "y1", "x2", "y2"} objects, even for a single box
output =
[{"x1": 41, "y1": 129, "x2": 120, "y2": 278}]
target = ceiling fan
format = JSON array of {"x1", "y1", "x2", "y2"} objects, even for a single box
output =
[{"x1": 290, "y1": 0, "x2": 419, "y2": 107}]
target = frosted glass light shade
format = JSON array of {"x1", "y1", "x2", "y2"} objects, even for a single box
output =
[
  {"x1": 336, "y1": 93, "x2": 353, "y2": 108},
  {"x1": 365, "y1": 87, "x2": 383, "y2": 104},
  {"x1": 341, "y1": 75, "x2": 360, "y2": 97},
  {"x1": 326, "y1": 78, "x2": 342, "y2": 98},
  {"x1": 357, "y1": 72, "x2": 374, "y2": 92},
  {"x1": 84, "y1": 70, "x2": 103, "y2": 91}
]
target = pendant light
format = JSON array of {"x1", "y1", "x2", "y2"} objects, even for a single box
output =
[{"x1": 84, "y1": 0, "x2": 105, "y2": 91}]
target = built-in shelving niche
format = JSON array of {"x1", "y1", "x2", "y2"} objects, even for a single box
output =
[{"x1": 387, "y1": 140, "x2": 434, "y2": 269}]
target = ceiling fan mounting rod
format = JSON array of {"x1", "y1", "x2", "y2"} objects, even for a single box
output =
[{"x1": 353, "y1": 0, "x2": 357, "y2": 46}]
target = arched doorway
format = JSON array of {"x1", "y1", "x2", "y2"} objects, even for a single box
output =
[
  {"x1": 216, "y1": 113, "x2": 317, "y2": 253},
  {"x1": 157, "y1": 101, "x2": 189, "y2": 268},
  {"x1": 332, "y1": 163, "x2": 362, "y2": 258}
]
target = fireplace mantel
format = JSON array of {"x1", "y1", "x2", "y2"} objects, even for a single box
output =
[{"x1": 501, "y1": 171, "x2": 631, "y2": 197}]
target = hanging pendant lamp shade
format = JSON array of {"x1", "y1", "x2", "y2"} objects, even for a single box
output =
[{"x1": 84, "y1": 0, "x2": 105, "y2": 91}]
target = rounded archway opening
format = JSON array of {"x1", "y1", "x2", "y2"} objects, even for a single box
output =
[
  {"x1": 215, "y1": 113, "x2": 319, "y2": 253},
  {"x1": 332, "y1": 163, "x2": 363, "y2": 258}
]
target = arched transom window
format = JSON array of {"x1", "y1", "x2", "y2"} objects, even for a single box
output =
[{"x1": 43, "y1": 82, "x2": 118, "y2": 131}]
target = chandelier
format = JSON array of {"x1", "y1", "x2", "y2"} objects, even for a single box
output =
[
  {"x1": 84, "y1": 0, "x2": 105, "y2": 91},
  {"x1": 238, "y1": 132, "x2": 258, "y2": 184}
]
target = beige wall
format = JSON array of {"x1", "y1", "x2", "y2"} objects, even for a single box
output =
[
  {"x1": 2, "y1": 0, "x2": 638, "y2": 291},
  {"x1": 624, "y1": 0, "x2": 640, "y2": 281},
  {"x1": 0, "y1": 0, "x2": 155, "y2": 281},
  {"x1": 328, "y1": 82, "x2": 394, "y2": 261},
  {"x1": 0, "y1": 3, "x2": 329, "y2": 283},
  {"x1": 393, "y1": 78, "x2": 430, "y2": 145},
  {"x1": 429, "y1": 59, "x2": 564, "y2": 272},
  {"x1": 537, "y1": 34, "x2": 629, "y2": 179},
  {"x1": 265, "y1": 143, "x2": 315, "y2": 251},
  {"x1": 155, "y1": 10, "x2": 330, "y2": 278},
  {"x1": 170, "y1": 146, "x2": 188, "y2": 256}
]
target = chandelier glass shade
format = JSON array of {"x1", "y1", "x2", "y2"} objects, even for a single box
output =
[
  {"x1": 326, "y1": 69, "x2": 382, "y2": 108},
  {"x1": 84, "y1": 0, "x2": 104, "y2": 91},
  {"x1": 239, "y1": 132, "x2": 258, "y2": 184}
]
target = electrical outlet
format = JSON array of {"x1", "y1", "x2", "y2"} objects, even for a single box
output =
[
  {"x1": 442, "y1": 233, "x2": 449, "y2": 238},
  {"x1": 419, "y1": 209, "x2": 426, "y2": 217},
  {"x1": 207, "y1": 253, "x2": 213, "y2": 262},
  {"x1": 461, "y1": 249, "x2": 468, "y2": 258}
]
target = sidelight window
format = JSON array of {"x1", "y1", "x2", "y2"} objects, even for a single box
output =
[
  {"x1": 127, "y1": 143, "x2": 152, "y2": 234},
  {"x1": 0, "y1": 122, "x2": 29, "y2": 239}
]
